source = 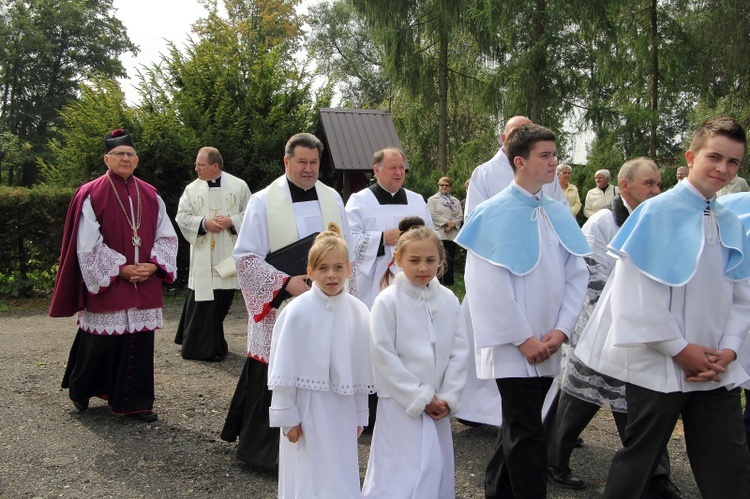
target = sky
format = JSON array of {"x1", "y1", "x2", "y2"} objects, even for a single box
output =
[{"x1": 112, "y1": 0, "x2": 210, "y2": 103}]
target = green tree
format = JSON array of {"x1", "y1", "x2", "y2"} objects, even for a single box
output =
[
  {"x1": 310, "y1": 0, "x2": 499, "y2": 184},
  {"x1": 0, "y1": 0, "x2": 136, "y2": 185},
  {"x1": 139, "y1": 0, "x2": 323, "y2": 192},
  {"x1": 577, "y1": 0, "x2": 699, "y2": 166},
  {"x1": 350, "y1": 0, "x2": 470, "y2": 172},
  {"x1": 307, "y1": 0, "x2": 391, "y2": 108}
]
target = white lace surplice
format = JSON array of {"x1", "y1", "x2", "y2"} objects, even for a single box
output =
[{"x1": 76, "y1": 195, "x2": 178, "y2": 335}]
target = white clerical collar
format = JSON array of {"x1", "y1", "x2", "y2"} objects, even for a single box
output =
[
  {"x1": 622, "y1": 196, "x2": 635, "y2": 214},
  {"x1": 377, "y1": 181, "x2": 400, "y2": 196},
  {"x1": 684, "y1": 179, "x2": 714, "y2": 203},
  {"x1": 511, "y1": 179, "x2": 541, "y2": 199}
]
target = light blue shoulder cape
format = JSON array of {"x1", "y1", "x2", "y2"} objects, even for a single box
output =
[
  {"x1": 455, "y1": 184, "x2": 590, "y2": 275},
  {"x1": 609, "y1": 181, "x2": 750, "y2": 285},
  {"x1": 719, "y1": 191, "x2": 750, "y2": 235}
]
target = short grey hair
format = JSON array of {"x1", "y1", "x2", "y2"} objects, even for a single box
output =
[
  {"x1": 595, "y1": 169, "x2": 611, "y2": 179},
  {"x1": 556, "y1": 164, "x2": 572, "y2": 174},
  {"x1": 618, "y1": 157, "x2": 658, "y2": 183}
]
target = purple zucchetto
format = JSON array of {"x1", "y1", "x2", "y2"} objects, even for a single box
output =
[{"x1": 104, "y1": 128, "x2": 136, "y2": 152}]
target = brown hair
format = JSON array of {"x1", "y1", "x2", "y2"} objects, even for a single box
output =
[
  {"x1": 198, "y1": 146, "x2": 223, "y2": 169},
  {"x1": 438, "y1": 176, "x2": 452, "y2": 186},
  {"x1": 505, "y1": 124, "x2": 556, "y2": 172},
  {"x1": 307, "y1": 223, "x2": 350, "y2": 274},
  {"x1": 379, "y1": 216, "x2": 445, "y2": 289},
  {"x1": 689, "y1": 117, "x2": 747, "y2": 156}
]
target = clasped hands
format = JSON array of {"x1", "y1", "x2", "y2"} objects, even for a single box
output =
[
  {"x1": 519, "y1": 329, "x2": 566, "y2": 365},
  {"x1": 675, "y1": 343, "x2": 735, "y2": 383},
  {"x1": 204, "y1": 215, "x2": 232, "y2": 233},
  {"x1": 425, "y1": 395, "x2": 450, "y2": 420},
  {"x1": 119, "y1": 262, "x2": 157, "y2": 283}
]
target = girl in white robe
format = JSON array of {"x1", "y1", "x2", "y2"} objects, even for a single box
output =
[
  {"x1": 362, "y1": 217, "x2": 468, "y2": 499},
  {"x1": 268, "y1": 227, "x2": 375, "y2": 499}
]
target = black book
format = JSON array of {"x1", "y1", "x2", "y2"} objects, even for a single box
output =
[{"x1": 265, "y1": 232, "x2": 319, "y2": 276}]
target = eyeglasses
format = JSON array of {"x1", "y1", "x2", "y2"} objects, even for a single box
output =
[
  {"x1": 438, "y1": 183, "x2": 451, "y2": 187},
  {"x1": 194, "y1": 162, "x2": 209, "y2": 168},
  {"x1": 108, "y1": 151, "x2": 137, "y2": 158}
]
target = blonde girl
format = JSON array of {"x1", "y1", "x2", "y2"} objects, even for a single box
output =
[
  {"x1": 268, "y1": 224, "x2": 375, "y2": 498},
  {"x1": 363, "y1": 217, "x2": 468, "y2": 499}
]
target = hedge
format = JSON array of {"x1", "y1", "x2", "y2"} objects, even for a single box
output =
[{"x1": 0, "y1": 186, "x2": 75, "y2": 296}]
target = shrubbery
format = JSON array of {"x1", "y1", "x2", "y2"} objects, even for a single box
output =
[{"x1": 0, "y1": 186, "x2": 74, "y2": 297}]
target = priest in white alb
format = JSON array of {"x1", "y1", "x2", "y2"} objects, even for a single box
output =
[
  {"x1": 345, "y1": 147, "x2": 433, "y2": 309},
  {"x1": 174, "y1": 146, "x2": 251, "y2": 361},
  {"x1": 220, "y1": 133, "x2": 349, "y2": 470}
]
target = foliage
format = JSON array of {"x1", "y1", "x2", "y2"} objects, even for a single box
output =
[
  {"x1": 40, "y1": 0, "x2": 325, "y2": 286},
  {"x1": 0, "y1": 185, "x2": 73, "y2": 297},
  {"x1": 138, "y1": 0, "x2": 323, "y2": 194},
  {"x1": 307, "y1": 0, "x2": 391, "y2": 108},
  {"x1": 309, "y1": 0, "x2": 500, "y2": 194},
  {"x1": 0, "y1": 0, "x2": 137, "y2": 185},
  {"x1": 577, "y1": 0, "x2": 699, "y2": 167},
  {"x1": 349, "y1": 0, "x2": 489, "y2": 172},
  {"x1": 40, "y1": 75, "x2": 136, "y2": 187}
]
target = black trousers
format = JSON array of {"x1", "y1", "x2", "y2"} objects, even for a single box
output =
[
  {"x1": 603, "y1": 383, "x2": 750, "y2": 499},
  {"x1": 546, "y1": 390, "x2": 670, "y2": 478},
  {"x1": 485, "y1": 377, "x2": 553, "y2": 499},
  {"x1": 174, "y1": 289, "x2": 234, "y2": 360},
  {"x1": 220, "y1": 357, "x2": 279, "y2": 470},
  {"x1": 439, "y1": 240, "x2": 457, "y2": 286}
]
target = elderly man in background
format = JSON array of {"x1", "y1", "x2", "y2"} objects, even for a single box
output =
[
  {"x1": 428, "y1": 176, "x2": 463, "y2": 285},
  {"x1": 676, "y1": 166, "x2": 689, "y2": 182},
  {"x1": 583, "y1": 169, "x2": 617, "y2": 218},
  {"x1": 717, "y1": 173, "x2": 750, "y2": 197},
  {"x1": 557, "y1": 164, "x2": 582, "y2": 217},
  {"x1": 174, "y1": 147, "x2": 251, "y2": 361},
  {"x1": 50, "y1": 128, "x2": 178, "y2": 423},
  {"x1": 345, "y1": 147, "x2": 433, "y2": 309}
]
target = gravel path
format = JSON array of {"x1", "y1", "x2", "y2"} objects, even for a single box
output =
[{"x1": 0, "y1": 299, "x2": 701, "y2": 498}]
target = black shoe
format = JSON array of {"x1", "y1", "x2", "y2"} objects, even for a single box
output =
[
  {"x1": 456, "y1": 418, "x2": 482, "y2": 427},
  {"x1": 574, "y1": 436, "x2": 584, "y2": 448},
  {"x1": 547, "y1": 467, "x2": 585, "y2": 490},
  {"x1": 644, "y1": 476, "x2": 684, "y2": 499},
  {"x1": 72, "y1": 399, "x2": 89, "y2": 412},
  {"x1": 126, "y1": 411, "x2": 158, "y2": 423}
]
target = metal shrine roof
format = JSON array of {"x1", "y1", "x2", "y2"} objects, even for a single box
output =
[{"x1": 318, "y1": 108, "x2": 408, "y2": 171}]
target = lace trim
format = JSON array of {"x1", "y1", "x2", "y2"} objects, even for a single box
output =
[
  {"x1": 236, "y1": 254, "x2": 286, "y2": 317},
  {"x1": 152, "y1": 236, "x2": 178, "y2": 279},
  {"x1": 348, "y1": 268, "x2": 361, "y2": 299},
  {"x1": 248, "y1": 312, "x2": 276, "y2": 361},
  {"x1": 351, "y1": 232, "x2": 373, "y2": 272},
  {"x1": 268, "y1": 375, "x2": 376, "y2": 395},
  {"x1": 561, "y1": 354, "x2": 626, "y2": 412},
  {"x1": 79, "y1": 245, "x2": 126, "y2": 294},
  {"x1": 78, "y1": 307, "x2": 163, "y2": 335}
]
